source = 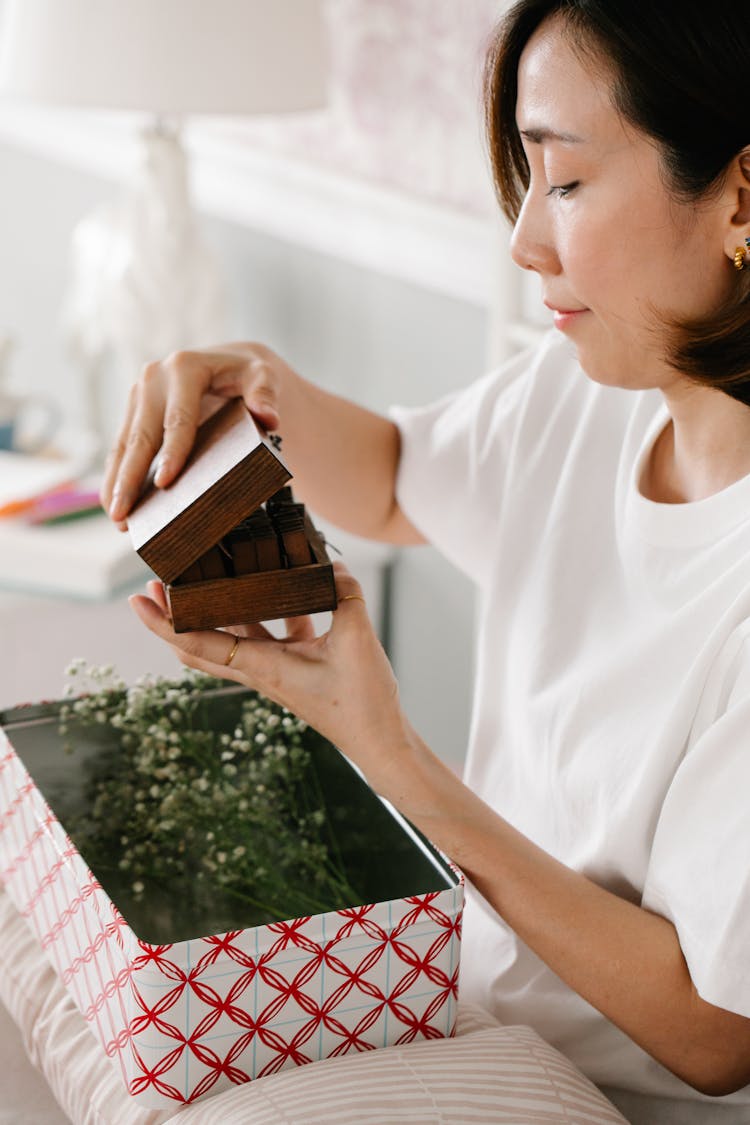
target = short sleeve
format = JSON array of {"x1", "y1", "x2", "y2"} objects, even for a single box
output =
[
  {"x1": 389, "y1": 338, "x2": 556, "y2": 587},
  {"x1": 642, "y1": 625, "x2": 750, "y2": 1017}
]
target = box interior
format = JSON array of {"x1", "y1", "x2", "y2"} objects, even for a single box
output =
[{"x1": 1, "y1": 687, "x2": 456, "y2": 945}]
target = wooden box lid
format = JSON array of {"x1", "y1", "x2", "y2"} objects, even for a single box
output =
[{"x1": 127, "y1": 400, "x2": 291, "y2": 584}]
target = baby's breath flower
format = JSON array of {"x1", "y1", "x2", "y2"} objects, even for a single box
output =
[{"x1": 57, "y1": 661, "x2": 361, "y2": 930}]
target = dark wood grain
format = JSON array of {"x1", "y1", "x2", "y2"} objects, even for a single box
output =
[
  {"x1": 128, "y1": 400, "x2": 291, "y2": 583},
  {"x1": 166, "y1": 563, "x2": 337, "y2": 632}
]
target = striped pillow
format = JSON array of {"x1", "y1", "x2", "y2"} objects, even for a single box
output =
[
  {"x1": 0, "y1": 885, "x2": 625, "y2": 1124},
  {"x1": 176, "y1": 1023, "x2": 628, "y2": 1124}
]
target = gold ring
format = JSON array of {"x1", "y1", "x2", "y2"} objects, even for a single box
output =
[
  {"x1": 223, "y1": 634, "x2": 241, "y2": 667},
  {"x1": 340, "y1": 594, "x2": 365, "y2": 604}
]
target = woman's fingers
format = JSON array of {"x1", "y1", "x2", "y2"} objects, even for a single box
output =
[
  {"x1": 146, "y1": 579, "x2": 169, "y2": 614},
  {"x1": 153, "y1": 358, "x2": 207, "y2": 488},
  {"x1": 331, "y1": 562, "x2": 368, "y2": 613},
  {"x1": 103, "y1": 344, "x2": 288, "y2": 524},
  {"x1": 100, "y1": 384, "x2": 138, "y2": 520},
  {"x1": 282, "y1": 614, "x2": 317, "y2": 643},
  {"x1": 129, "y1": 593, "x2": 237, "y2": 672},
  {"x1": 129, "y1": 592, "x2": 290, "y2": 700},
  {"x1": 228, "y1": 622, "x2": 274, "y2": 641},
  {"x1": 110, "y1": 353, "x2": 216, "y2": 518},
  {"x1": 106, "y1": 365, "x2": 169, "y2": 521},
  {"x1": 129, "y1": 564, "x2": 364, "y2": 690},
  {"x1": 242, "y1": 352, "x2": 282, "y2": 433}
]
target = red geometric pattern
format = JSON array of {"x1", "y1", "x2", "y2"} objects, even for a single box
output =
[{"x1": 0, "y1": 726, "x2": 463, "y2": 1109}]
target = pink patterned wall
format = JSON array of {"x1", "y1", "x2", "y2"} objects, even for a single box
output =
[{"x1": 219, "y1": 0, "x2": 507, "y2": 216}]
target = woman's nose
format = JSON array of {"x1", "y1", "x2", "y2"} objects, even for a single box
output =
[{"x1": 510, "y1": 193, "x2": 559, "y2": 276}]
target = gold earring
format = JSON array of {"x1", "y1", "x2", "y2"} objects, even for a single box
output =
[{"x1": 734, "y1": 245, "x2": 747, "y2": 271}]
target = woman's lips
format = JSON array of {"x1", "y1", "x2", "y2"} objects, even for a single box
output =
[{"x1": 545, "y1": 302, "x2": 590, "y2": 330}]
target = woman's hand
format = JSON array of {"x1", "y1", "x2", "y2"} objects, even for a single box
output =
[
  {"x1": 102, "y1": 343, "x2": 296, "y2": 525},
  {"x1": 128, "y1": 563, "x2": 412, "y2": 797}
]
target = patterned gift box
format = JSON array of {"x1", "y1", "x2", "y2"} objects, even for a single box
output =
[{"x1": 0, "y1": 689, "x2": 463, "y2": 1110}]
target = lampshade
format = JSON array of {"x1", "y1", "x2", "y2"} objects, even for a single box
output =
[{"x1": 0, "y1": 0, "x2": 327, "y2": 116}]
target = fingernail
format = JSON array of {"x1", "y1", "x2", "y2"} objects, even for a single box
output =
[
  {"x1": 111, "y1": 486, "x2": 133, "y2": 518},
  {"x1": 154, "y1": 457, "x2": 170, "y2": 485}
]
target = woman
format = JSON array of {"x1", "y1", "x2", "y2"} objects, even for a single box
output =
[{"x1": 104, "y1": 1, "x2": 750, "y2": 1117}]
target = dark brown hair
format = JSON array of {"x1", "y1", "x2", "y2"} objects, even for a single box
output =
[{"x1": 484, "y1": 0, "x2": 750, "y2": 403}]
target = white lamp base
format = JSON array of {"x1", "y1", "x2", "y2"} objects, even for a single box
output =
[{"x1": 62, "y1": 121, "x2": 227, "y2": 457}]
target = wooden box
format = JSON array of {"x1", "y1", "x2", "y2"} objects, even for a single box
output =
[{"x1": 127, "y1": 400, "x2": 337, "y2": 632}]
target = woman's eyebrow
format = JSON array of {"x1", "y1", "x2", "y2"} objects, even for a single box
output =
[{"x1": 519, "y1": 127, "x2": 585, "y2": 144}]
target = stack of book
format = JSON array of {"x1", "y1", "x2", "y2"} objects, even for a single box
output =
[{"x1": 0, "y1": 452, "x2": 149, "y2": 599}]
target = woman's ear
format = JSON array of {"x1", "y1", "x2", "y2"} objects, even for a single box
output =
[{"x1": 723, "y1": 148, "x2": 750, "y2": 261}]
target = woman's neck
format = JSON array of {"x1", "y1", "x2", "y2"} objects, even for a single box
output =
[{"x1": 642, "y1": 383, "x2": 750, "y2": 504}]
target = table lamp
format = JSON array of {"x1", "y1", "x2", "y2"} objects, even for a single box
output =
[{"x1": 0, "y1": 0, "x2": 328, "y2": 457}]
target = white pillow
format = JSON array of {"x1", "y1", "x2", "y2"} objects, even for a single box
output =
[{"x1": 0, "y1": 885, "x2": 626, "y2": 1124}]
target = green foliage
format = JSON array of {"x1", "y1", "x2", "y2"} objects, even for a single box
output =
[{"x1": 59, "y1": 661, "x2": 362, "y2": 938}]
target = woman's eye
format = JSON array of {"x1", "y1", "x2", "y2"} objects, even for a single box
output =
[{"x1": 546, "y1": 181, "x2": 579, "y2": 199}]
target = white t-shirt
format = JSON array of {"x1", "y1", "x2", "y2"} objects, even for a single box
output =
[{"x1": 391, "y1": 331, "x2": 750, "y2": 1107}]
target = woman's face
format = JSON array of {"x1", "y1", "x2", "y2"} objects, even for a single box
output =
[{"x1": 511, "y1": 18, "x2": 736, "y2": 393}]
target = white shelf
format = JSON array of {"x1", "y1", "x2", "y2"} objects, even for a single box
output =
[{"x1": 0, "y1": 106, "x2": 495, "y2": 307}]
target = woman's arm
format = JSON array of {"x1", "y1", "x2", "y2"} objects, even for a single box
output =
[
  {"x1": 399, "y1": 747, "x2": 750, "y2": 1098},
  {"x1": 130, "y1": 569, "x2": 750, "y2": 1098},
  {"x1": 102, "y1": 342, "x2": 424, "y2": 546}
]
